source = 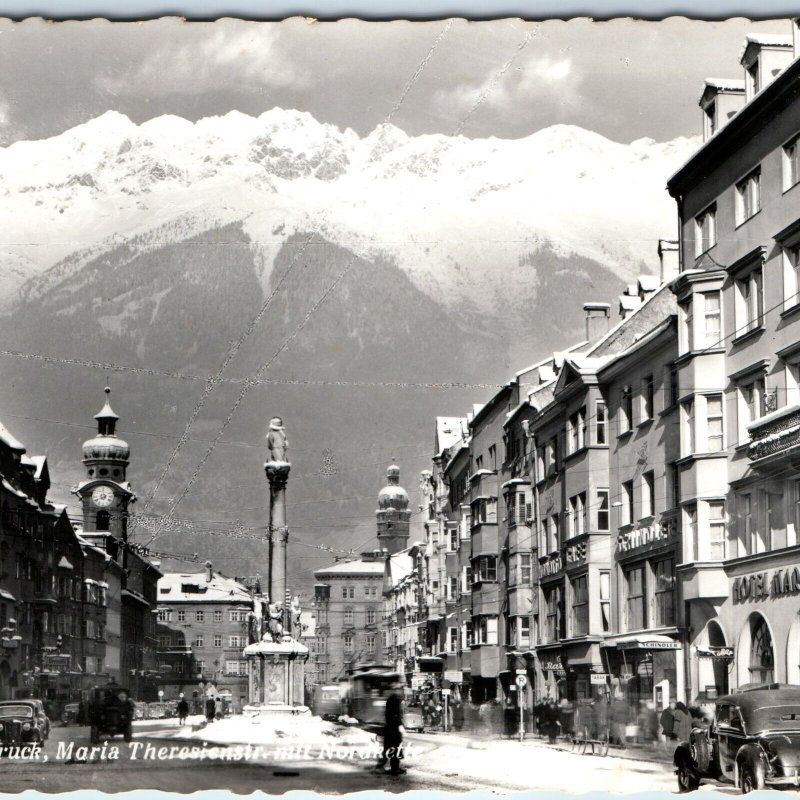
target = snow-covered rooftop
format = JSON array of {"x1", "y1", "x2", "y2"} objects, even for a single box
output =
[
  {"x1": 158, "y1": 570, "x2": 252, "y2": 603},
  {"x1": 703, "y1": 77, "x2": 745, "y2": 92},
  {"x1": 0, "y1": 420, "x2": 25, "y2": 453},
  {"x1": 314, "y1": 559, "x2": 385, "y2": 577},
  {"x1": 435, "y1": 416, "x2": 467, "y2": 455}
]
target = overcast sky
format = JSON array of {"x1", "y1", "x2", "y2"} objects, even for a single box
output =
[{"x1": 0, "y1": 16, "x2": 793, "y2": 146}]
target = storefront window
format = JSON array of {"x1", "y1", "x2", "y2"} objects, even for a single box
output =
[
  {"x1": 654, "y1": 558, "x2": 675, "y2": 627},
  {"x1": 750, "y1": 617, "x2": 774, "y2": 683},
  {"x1": 571, "y1": 575, "x2": 589, "y2": 636},
  {"x1": 625, "y1": 566, "x2": 646, "y2": 631}
]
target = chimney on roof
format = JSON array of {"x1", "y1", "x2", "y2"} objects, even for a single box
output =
[
  {"x1": 658, "y1": 239, "x2": 680, "y2": 283},
  {"x1": 582, "y1": 302, "x2": 611, "y2": 343},
  {"x1": 205, "y1": 560, "x2": 213, "y2": 583},
  {"x1": 618, "y1": 286, "x2": 642, "y2": 320}
]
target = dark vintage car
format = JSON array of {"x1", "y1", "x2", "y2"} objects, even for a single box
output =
[
  {"x1": 675, "y1": 685, "x2": 800, "y2": 793},
  {"x1": 61, "y1": 703, "x2": 81, "y2": 726},
  {"x1": 87, "y1": 684, "x2": 135, "y2": 744},
  {"x1": 0, "y1": 700, "x2": 51, "y2": 749}
]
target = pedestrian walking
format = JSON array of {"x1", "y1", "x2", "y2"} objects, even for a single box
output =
[
  {"x1": 672, "y1": 702, "x2": 692, "y2": 742},
  {"x1": 214, "y1": 696, "x2": 223, "y2": 720},
  {"x1": 177, "y1": 697, "x2": 189, "y2": 726},
  {"x1": 383, "y1": 682, "x2": 406, "y2": 776},
  {"x1": 544, "y1": 699, "x2": 560, "y2": 744},
  {"x1": 205, "y1": 697, "x2": 216, "y2": 724},
  {"x1": 660, "y1": 700, "x2": 676, "y2": 741},
  {"x1": 611, "y1": 696, "x2": 628, "y2": 748},
  {"x1": 452, "y1": 699, "x2": 465, "y2": 732}
]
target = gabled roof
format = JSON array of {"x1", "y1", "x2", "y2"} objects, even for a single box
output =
[
  {"x1": 435, "y1": 416, "x2": 467, "y2": 457},
  {"x1": 0, "y1": 420, "x2": 25, "y2": 453}
]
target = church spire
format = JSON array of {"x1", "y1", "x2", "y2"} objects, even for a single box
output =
[{"x1": 94, "y1": 386, "x2": 119, "y2": 436}]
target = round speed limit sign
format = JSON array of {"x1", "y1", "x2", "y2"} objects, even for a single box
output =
[{"x1": 515, "y1": 674, "x2": 527, "y2": 688}]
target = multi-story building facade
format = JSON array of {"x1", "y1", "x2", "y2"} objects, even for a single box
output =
[
  {"x1": 75, "y1": 388, "x2": 161, "y2": 701},
  {"x1": 312, "y1": 464, "x2": 409, "y2": 683},
  {"x1": 667, "y1": 22, "x2": 800, "y2": 699},
  {"x1": 155, "y1": 566, "x2": 256, "y2": 711},
  {"x1": 0, "y1": 415, "x2": 120, "y2": 710}
]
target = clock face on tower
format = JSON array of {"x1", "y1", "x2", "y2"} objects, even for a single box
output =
[{"x1": 91, "y1": 486, "x2": 115, "y2": 508}]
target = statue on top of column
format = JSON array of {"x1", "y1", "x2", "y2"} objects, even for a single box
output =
[{"x1": 266, "y1": 417, "x2": 289, "y2": 463}]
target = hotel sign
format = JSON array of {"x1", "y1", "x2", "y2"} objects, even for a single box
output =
[
  {"x1": 733, "y1": 566, "x2": 800, "y2": 603},
  {"x1": 618, "y1": 519, "x2": 677, "y2": 553}
]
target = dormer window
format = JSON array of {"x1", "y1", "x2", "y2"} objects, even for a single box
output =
[
  {"x1": 747, "y1": 59, "x2": 760, "y2": 96},
  {"x1": 704, "y1": 100, "x2": 717, "y2": 138}
]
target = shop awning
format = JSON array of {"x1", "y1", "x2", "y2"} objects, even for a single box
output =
[{"x1": 604, "y1": 633, "x2": 680, "y2": 651}]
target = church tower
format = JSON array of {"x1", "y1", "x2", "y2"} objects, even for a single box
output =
[
  {"x1": 376, "y1": 462, "x2": 411, "y2": 555},
  {"x1": 75, "y1": 387, "x2": 136, "y2": 542}
]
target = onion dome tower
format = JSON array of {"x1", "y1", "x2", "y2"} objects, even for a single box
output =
[
  {"x1": 376, "y1": 461, "x2": 411, "y2": 555},
  {"x1": 75, "y1": 387, "x2": 135, "y2": 541}
]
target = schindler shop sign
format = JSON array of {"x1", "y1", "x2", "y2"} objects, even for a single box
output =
[
  {"x1": 733, "y1": 566, "x2": 800, "y2": 603},
  {"x1": 617, "y1": 519, "x2": 677, "y2": 553}
]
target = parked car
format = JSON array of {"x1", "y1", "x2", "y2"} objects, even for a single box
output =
[
  {"x1": 404, "y1": 704, "x2": 425, "y2": 733},
  {"x1": 674, "y1": 684, "x2": 800, "y2": 793},
  {"x1": 87, "y1": 684, "x2": 135, "y2": 744},
  {"x1": 61, "y1": 703, "x2": 81, "y2": 726},
  {"x1": 0, "y1": 699, "x2": 51, "y2": 749}
]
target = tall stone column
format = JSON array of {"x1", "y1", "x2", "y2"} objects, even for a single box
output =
[{"x1": 265, "y1": 415, "x2": 291, "y2": 633}]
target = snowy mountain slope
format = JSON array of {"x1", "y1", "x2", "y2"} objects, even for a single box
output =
[{"x1": 0, "y1": 109, "x2": 698, "y2": 311}]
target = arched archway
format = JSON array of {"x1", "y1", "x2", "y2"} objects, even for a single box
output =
[
  {"x1": 738, "y1": 612, "x2": 776, "y2": 687},
  {"x1": 697, "y1": 620, "x2": 730, "y2": 698},
  {"x1": 787, "y1": 617, "x2": 800, "y2": 685}
]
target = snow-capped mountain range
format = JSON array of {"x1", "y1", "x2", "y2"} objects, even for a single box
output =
[{"x1": 0, "y1": 108, "x2": 698, "y2": 311}]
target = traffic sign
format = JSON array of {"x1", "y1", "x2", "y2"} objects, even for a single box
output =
[
  {"x1": 441, "y1": 688, "x2": 451, "y2": 696},
  {"x1": 515, "y1": 674, "x2": 527, "y2": 687}
]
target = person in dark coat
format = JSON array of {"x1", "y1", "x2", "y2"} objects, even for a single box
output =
[
  {"x1": 544, "y1": 699, "x2": 560, "y2": 743},
  {"x1": 383, "y1": 684, "x2": 406, "y2": 775},
  {"x1": 177, "y1": 697, "x2": 189, "y2": 726},
  {"x1": 205, "y1": 697, "x2": 216, "y2": 723},
  {"x1": 660, "y1": 700, "x2": 676, "y2": 740},
  {"x1": 451, "y1": 700, "x2": 465, "y2": 731}
]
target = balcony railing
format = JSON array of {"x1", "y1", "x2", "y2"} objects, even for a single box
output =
[{"x1": 748, "y1": 403, "x2": 800, "y2": 462}]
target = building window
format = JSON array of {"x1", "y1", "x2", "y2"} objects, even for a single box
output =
[
  {"x1": 343, "y1": 608, "x2": 354, "y2": 627},
  {"x1": 736, "y1": 267, "x2": 764, "y2": 335},
  {"x1": 749, "y1": 616, "x2": 774, "y2": 684},
  {"x1": 622, "y1": 480, "x2": 634, "y2": 526},
  {"x1": 196, "y1": 660, "x2": 205, "y2": 674},
  {"x1": 654, "y1": 558, "x2": 675, "y2": 627},
  {"x1": 739, "y1": 493, "x2": 755, "y2": 555},
  {"x1": 571, "y1": 575, "x2": 589, "y2": 637},
  {"x1": 701, "y1": 291, "x2": 721, "y2": 346},
  {"x1": 625, "y1": 566, "x2": 646, "y2": 631},
  {"x1": 599, "y1": 571, "x2": 610, "y2": 632},
  {"x1": 214, "y1": 609, "x2": 222, "y2": 623},
  {"x1": 682, "y1": 398, "x2": 695, "y2": 455},
  {"x1": 620, "y1": 386, "x2": 633, "y2": 433},
  {"x1": 193, "y1": 635, "x2": 204, "y2": 647},
  {"x1": 705, "y1": 394, "x2": 724, "y2": 452},
  {"x1": 366, "y1": 634, "x2": 376, "y2": 654},
  {"x1": 518, "y1": 617, "x2": 531, "y2": 647},
  {"x1": 783, "y1": 243, "x2": 800, "y2": 310},
  {"x1": 316, "y1": 635, "x2": 327, "y2": 654},
  {"x1": 158, "y1": 635, "x2": 171, "y2": 647},
  {"x1": 597, "y1": 489, "x2": 609, "y2": 531},
  {"x1": 785, "y1": 360, "x2": 800, "y2": 408},
  {"x1": 679, "y1": 298, "x2": 694, "y2": 353},
  {"x1": 641, "y1": 471, "x2": 655, "y2": 519},
  {"x1": 157, "y1": 608, "x2": 172, "y2": 622},
  {"x1": 475, "y1": 616, "x2": 498, "y2": 645},
  {"x1": 739, "y1": 377, "x2": 765, "y2": 439},
  {"x1": 669, "y1": 463, "x2": 681, "y2": 509},
  {"x1": 695, "y1": 205, "x2": 716, "y2": 257},
  {"x1": 642, "y1": 376, "x2": 654, "y2": 421},
  {"x1": 229, "y1": 635, "x2": 245, "y2": 647},
  {"x1": 177, "y1": 609, "x2": 185, "y2": 622},
  {"x1": 668, "y1": 364, "x2": 679, "y2": 407},
  {"x1": 568, "y1": 408, "x2": 586, "y2": 454},
  {"x1": 784, "y1": 134, "x2": 800, "y2": 191},
  {"x1": 687, "y1": 504, "x2": 698, "y2": 561},
  {"x1": 736, "y1": 169, "x2": 761, "y2": 225},
  {"x1": 195, "y1": 610, "x2": 204, "y2": 623},
  {"x1": 709, "y1": 501, "x2": 726, "y2": 560},
  {"x1": 214, "y1": 635, "x2": 222, "y2": 647},
  {"x1": 595, "y1": 400, "x2": 607, "y2": 444},
  {"x1": 366, "y1": 607, "x2": 376, "y2": 625},
  {"x1": 543, "y1": 585, "x2": 563, "y2": 643},
  {"x1": 462, "y1": 565, "x2": 473, "y2": 592},
  {"x1": 448, "y1": 627, "x2": 458, "y2": 652},
  {"x1": 449, "y1": 527, "x2": 458, "y2": 551},
  {"x1": 448, "y1": 576, "x2": 458, "y2": 601},
  {"x1": 474, "y1": 555, "x2": 497, "y2": 582},
  {"x1": 763, "y1": 489, "x2": 780, "y2": 552}
]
